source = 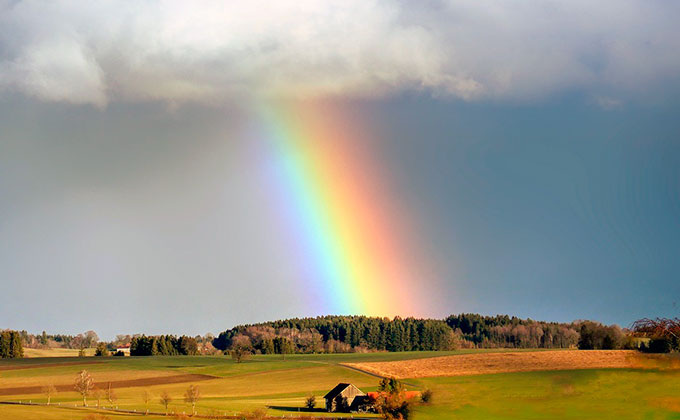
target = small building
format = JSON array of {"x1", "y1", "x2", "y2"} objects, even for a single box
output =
[
  {"x1": 323, "y1": 383, "x2": 366, "y2": 412},
  {"x1": 116, "y1": 343, "x2": 131, "y2": 355}
]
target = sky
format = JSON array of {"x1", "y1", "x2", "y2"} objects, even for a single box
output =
[{"x1": 1, "y1": 1, "x2": 679, "y2": 339}]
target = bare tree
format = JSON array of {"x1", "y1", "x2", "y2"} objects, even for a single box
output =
[
  {"x1": 42, "y1": 384, "x2": 57, "y2": 405},
  {"x1": 230, "y1": 345, "x2": 251, "y2": 363},
  {"x1": 93, "y1": 388, "x2": 102, "y2": 408},
  {"x1": 159, "y1": 391, "x2": 173, "y2": 415},
  {"x1": 229, "y1": 334, "x2": 252, "y2": 363},
  {"x1": 632, "y1": 318, "x2": 680, "y2": 339},
  {"x1": 74, "y1": 370, "x2": 94, "y2": 406},
  {"x1": 105, "y1": 382, "x2": 117, "y2": 407},
  {"x1": 142, "y1": 390, "x2": 151, "y2": 415},
  {"x1": 184, "y1": 385, "x2": 200, "y2": 415},
  {"x1": 84, "y1": 330, "x2": 99, "y2": 348}
]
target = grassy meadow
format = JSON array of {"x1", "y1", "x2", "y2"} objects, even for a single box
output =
[{"x1": 1, "y1": 350, "x2": 679, "y2": 420}]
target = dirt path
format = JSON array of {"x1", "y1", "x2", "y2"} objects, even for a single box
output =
[
  {"x1": 344, "y1": 350, "x2": 650, "y2": 379},
  {"x1": 0, "y1": 373, "x2": 216, "y2": 396}
]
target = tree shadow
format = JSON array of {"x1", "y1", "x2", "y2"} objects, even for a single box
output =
[{"x1": 267, "y1": 405, "x2": 326, "y2": 413}]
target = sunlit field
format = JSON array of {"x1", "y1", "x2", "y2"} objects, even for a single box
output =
[
  {"x1": 1, "y1": 350, "x2": 679, "y2": 420},
  {"x1": 22, "y1": 348, "x2": 95, "y2": 358}
]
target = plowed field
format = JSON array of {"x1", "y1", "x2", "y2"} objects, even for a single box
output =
[{"x1": 344, "y1": 350, "x2": 654, "y2": 378}]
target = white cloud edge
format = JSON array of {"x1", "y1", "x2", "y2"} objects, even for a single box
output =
[{"x1": 0, "y1": 0, "x2": 678, "y2": 107}]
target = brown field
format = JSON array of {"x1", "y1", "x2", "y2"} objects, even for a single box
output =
[
  {"x1": 0, "y1": 373, "x2": 216, "y2": 396},
  {"x1": 0, "y1": 361, "x2": 103, "y2": 371},
  {"x1": 22, "y1": 348, "x2": 94, "y2": 358},
  {"x1": 344, "y1": 350, "x2": 670, "y2": 378},
  {"x1": 0, "y1": 367, "x2": 200, "y2": 388}
]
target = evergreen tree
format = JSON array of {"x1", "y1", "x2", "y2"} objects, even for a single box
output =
[{"x1": 0, "y1": 331, "x2": 23, "y2": 359}]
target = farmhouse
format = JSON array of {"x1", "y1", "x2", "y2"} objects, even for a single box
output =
[
  {"x1": 115, "y1": 343, "x2": 131, "y2": 355},
  {"x1": 323, "y1": 383, "x2": 366, "y2": 412}
]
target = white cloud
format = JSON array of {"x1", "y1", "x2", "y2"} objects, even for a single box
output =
[
  {"x1": 2, "y1": 36, "x2": 107, "y2": 106},
  {"x1": 0, "y1": 0, "x2": 678, "y2": 106}
]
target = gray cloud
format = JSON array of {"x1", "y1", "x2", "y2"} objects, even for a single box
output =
[{"x1": 1, "y1": 0, "x2": 679, "y2": 106}]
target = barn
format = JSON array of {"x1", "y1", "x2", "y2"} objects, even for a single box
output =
[{"x1": 323, "y1": 383, "x2": 366, "y2": 412}]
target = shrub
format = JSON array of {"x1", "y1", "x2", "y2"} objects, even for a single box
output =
[
  {"x1": 241, "y1": 408, "x2": 268, "y2": 419},
  {"x1": 95, "y1": 343, "x2": 110, "y2": 357},
  {"x1": 420, "y1": 389, "x2": 433, "y2": 404},
  {"x1": 82, "y1": 415, "x2": 111, "y2": 420},
  {"x1": 375, "y1": 378, "x2": 412, "y2": 420},
  {"x1": 305, "y1": 394, "x2": 316, "y2": 409},
  {"x1": 647, "y1": 338, "x2": 673, "y2": 353}
]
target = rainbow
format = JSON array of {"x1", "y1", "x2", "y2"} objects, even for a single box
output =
[{"x1": 253, "y1": 101, "x2": 430, "y2": 317}]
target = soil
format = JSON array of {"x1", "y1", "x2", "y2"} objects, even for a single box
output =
[
  {"x1": 0, "y1": 361, "x2": 103, "y2": 371},
  {"x1": 344, "y1": 350, "x2": 659, "y2": 379},
  {"x1": 0, "y1": 373, "x2": 216, "y2": 396}
]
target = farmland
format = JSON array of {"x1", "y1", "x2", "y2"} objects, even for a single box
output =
[
  {"x1": 346, "y1": 350, "x2": 646, "y2": 378},
  {"x1": 1, "y1": 350, "x2": 679, "y2": 420}
]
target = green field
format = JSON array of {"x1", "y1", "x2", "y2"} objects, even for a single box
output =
[{"x1": 1, "y1": 351, "x2": 679, "y2": 420}]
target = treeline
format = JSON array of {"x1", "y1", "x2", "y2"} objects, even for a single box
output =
[
  {"x1": 130, "y1": 335, "x2": 199, "y2": 356},
  {"x1": 18, "y1": 330, "x2": 99, "y2": 350},
  {"x1": 577, "y1": 321, "x2": 630, "y2": 350},
  {"x1": 446, "y1": 314, "x2": 582, "y2": 348},
  {"x1": 213, "y1": 314, "x2": 634, "y2": 354},
  {"x1": 213, "y1": 316, "x2": 460, "y2": 354},
  {"x1": 0, "y1": 330, "x2": 24, "y2": 358},
  {"x1": 14, "y1": 329, "x2": 219, "y2": 356}
]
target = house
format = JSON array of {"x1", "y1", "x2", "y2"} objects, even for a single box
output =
[
  {"x1": 323, "y1": 383, "x2": 366, "y2": 412},
  {"x1": 115, "y1": 343, "x2": 131, "y2": 355}
]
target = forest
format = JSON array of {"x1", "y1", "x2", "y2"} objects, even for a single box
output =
[
  {"x1": 211, "y1": 314, "x2": 630, "y2": 354},
  {"x1": 4, "y1": 314, "x2": 675, "y2": 360},
  {"x1": 129, "y1": 335, "x2": 200, "y2": 356}
]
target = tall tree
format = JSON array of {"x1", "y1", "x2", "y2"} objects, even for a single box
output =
[
  {"x1": 42, "y1": 384, "x2": 57, "y2": 405},
  {"x1": 159, "y1": 391, "x2": 173, "y2": 415},
  {"x1": 74, "y1": 370, "x2": 94, "y2": 406},
  {"x1": 105, "y1": 382, "x2": 117, "y2": 407},
  {"x1": 92, "y1": 388, "x2": 102, "y2": 408},
  {"x1": 142, "y1": 390, "x2": 151, "y2": 414},
  {"x1": 273, "y1": 337, "x2": 293, "y2": 360},
  {"x1": 184, "y1": 385, "x2": 200, "y2": 415}
]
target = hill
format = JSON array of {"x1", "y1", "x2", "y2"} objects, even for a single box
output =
[{"x1": 212, "y1": 314, "x2": 627, "y2": 354}]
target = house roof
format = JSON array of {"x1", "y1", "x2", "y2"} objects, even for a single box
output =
[{"x1": 323, "y1": 383, "x2": 352, "y2": 400}]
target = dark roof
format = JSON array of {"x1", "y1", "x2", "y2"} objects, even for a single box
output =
[{"x1": 323, "y1": 383, "x2": 351, "y2": 400}]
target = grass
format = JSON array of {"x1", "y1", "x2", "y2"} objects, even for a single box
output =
[
  {"x1": 1, "y1": 350, "x2": 678, "y2": 420},
  {"x1": 411, "y1": 368, "x2": 680, "y2": 420}
]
